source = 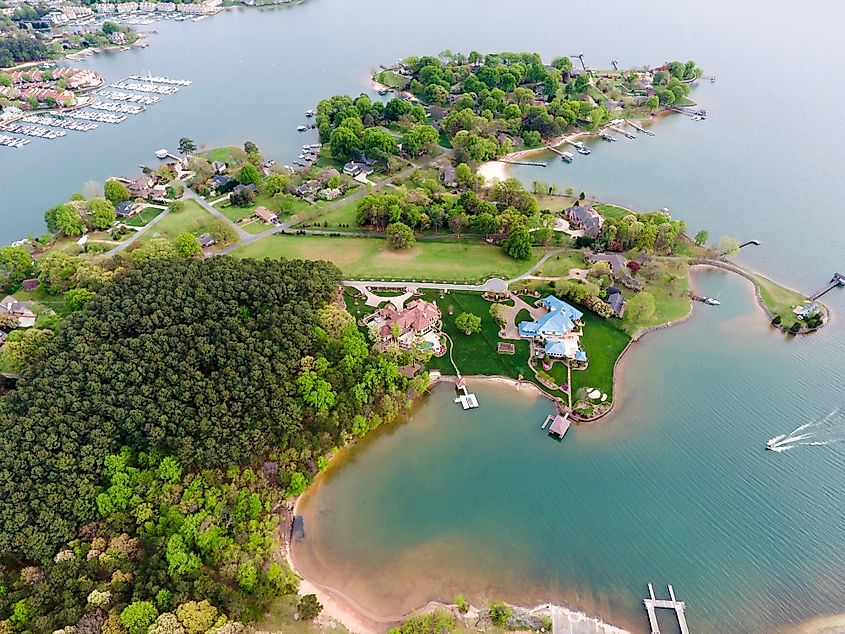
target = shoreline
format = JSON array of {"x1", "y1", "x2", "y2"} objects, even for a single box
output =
[
  {"x1": 285, "y1": 376, "x2": 629, "y2": 634},
  {"x1": 477, "y1": 111, "x2": 670, "y2": 182}
]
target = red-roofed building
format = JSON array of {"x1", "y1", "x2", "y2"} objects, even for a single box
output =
[{"x1": 365, "y1": 299, "x2": 441, "y2": 345}]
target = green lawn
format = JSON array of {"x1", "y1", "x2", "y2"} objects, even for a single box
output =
[
  {"x1": 375, "y1": 69, "x2": 410, "y2": 90},
  {"x1": 531, "y1": 251, "x2": 587, "y2": 277},
  {"x1": 422, "y1": 291, "x2": 534, "y2": 380},
  {"x1": 125, "y1": 206, "x2": 164, "y2": 227},
  {"x1": 752, "y1": 273, "x2": 808, "y2": 328},
  {"x1": 137, "y1": 200, "x2": 220, "y2": 244},
  {"x1": 570, "y1": 311, "x2": 631, "y2": 402},
  {"x1": 233, "y1": 234, "x2": 547, "y2": 283},
  {"x1": 595, "y1": 203, "x2": 633, "y2": 221},
  {"x1": 298, "y1": 197, "x2": 360, "y2": 230},
  {"x1": 536, "y1": 195, "x2": 576, "y2": 213},
  {"x1": 201, "y1": 146, "x2": 242, "y2": 164}
]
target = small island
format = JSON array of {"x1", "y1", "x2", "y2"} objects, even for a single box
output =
[{"x1": 0, "y1": 50, "x2": 836, "y2": 634}]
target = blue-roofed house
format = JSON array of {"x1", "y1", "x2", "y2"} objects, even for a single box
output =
[{"x1": 518, "y1": 295, "x2": 588, "y2": 365}]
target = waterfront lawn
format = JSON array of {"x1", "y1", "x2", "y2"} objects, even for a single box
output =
[
  {"x1": 233, "y1": 234, "x2": 545, "y2": 283},
  {"x1": 202, "y1": 146, "x2": 243, "y2": 165},
  {"x1": 218, "y1": 193, "x2": 310, "y2": 223},
  {"x1": 137, "y1": 200, "x2": 220, "y2": 244},
  {"x1": 752, "y1": 273, "x2": 807, "y2": 328},
  {"x1": 297, "y1": 197, "x2": 361, "y2": 230},
  {"x1": 376, "y1": 69, "x2": 410, "y2": 90},
  {"x1": 595, "y1": 203, "x2": 632, "y2": 221},
  {"x1": 570, "y1": 311, "x2": 631, "y2": 401},
  {"x1": 258, "y1": 596, "x2": 350, "y2": 634},
  {"x1": 536, "y1": 194, "x2": 576, "y2": 213}
]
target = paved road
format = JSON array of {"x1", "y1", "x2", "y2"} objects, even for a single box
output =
[
  {"x1": 183, "y1": 189, "x2": 251, "y2": 240},
  {"x1": 109, "y1": 207, "x2": 171, "y2": 254}
]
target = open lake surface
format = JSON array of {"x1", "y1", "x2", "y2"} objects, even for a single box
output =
[{"x1": 3, "y1": 0, "x2": 845, "y2": 631}]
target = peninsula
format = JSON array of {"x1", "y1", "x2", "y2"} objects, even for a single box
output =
[{"x1": 0, "y1": 50, "x2": 836, "y2": 634}]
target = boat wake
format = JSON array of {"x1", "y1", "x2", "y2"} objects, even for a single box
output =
[{"x1": 767, "y1": 408, "x2": 844, "y2": 452}]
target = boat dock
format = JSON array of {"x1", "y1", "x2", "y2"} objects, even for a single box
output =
[
  {"x1": 643, "y1": 583, "x2": 690, "y2": 634},
  {"x1": 809, "y1": 272, "x2": 845, "y2": 301},
  {"x1": 498, "y1": 158, "x2": 547, "y2": 167},
  {"x1": 609, "y1": 125, "x2": 636, "y2": 139},
  {"x1": 541, "y1": 412, "x2": 571, "y2": 439},
  {"x1": 454, "y1": 377, "x2": 479, "y2": 409},
  {"x1": 626, "y1": 119, "x2": 655, "y2": 136}
]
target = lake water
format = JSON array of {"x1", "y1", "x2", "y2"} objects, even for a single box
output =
[{"x1": 3, "y1": 0, "x2": 845, "y2": 631}]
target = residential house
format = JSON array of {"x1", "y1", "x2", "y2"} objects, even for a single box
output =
[
  {"x1": 21, "y1": 279, "x2": 39, "y2": 292},
  {"x1": 211, "y1": 160, "x2": 227, "y2": 175},
  {"x1": 232, "y1": 183, "x2": 257, "y2": 196},
  {"x1": 440, "y1": 165, "x2": 457, "y2": 188},
  {"x1": 127, "y1": 175, "x2": 156, "y2": 200},
  {"x1": 198, "y1": 233, "x2": 217, "y2": 249},
  {"x1": 363, "y1": 299, "x2": 441, "y2": 348},
  {"x1": 108, "y1": 32, "x2": 126, "y2": 45},
  {"x1": 793, "y1": 303, "x2": 820, "y2": 320},
  {"x1": 587, "y1": 253, "x2": 627, "y2": 276},
  {"x1": 563, "y1": 204, "x2": 603, "y2": 238},
  {"x1": 604, "y1": 288, "x2": 625, "y2": 318},
  {"x1": 342, "y1": 161, "x2": 362, "y2": 177},
  {"x1": 254, "y1": 207, "x2": 278, "y2": 224},
  {"x1": 156, "y1": 3, "x2": 177, "y2": 11},
  {"x1": 114, "y1": 201, "x2": 138, "y2": 218},
  {"x1": 518, "y1": 295, "x2": 588, "y2": 364},
  {"x1": 208, "y1": 175, "x2": 233, "y2": 192},
  {"x1": 0, "y1": 295, "x2": 36, "y2": 328},
  {"x1": 295, "y1": 180, "x2": 319, "y2": 198}
]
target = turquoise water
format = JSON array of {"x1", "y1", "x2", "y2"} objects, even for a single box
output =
[
  {"x1": 295, "y1": 269, "x2": 845, "y2": 633},
  {"x1": 2, "y1": 1, "x2": 845, "y2": 630}
]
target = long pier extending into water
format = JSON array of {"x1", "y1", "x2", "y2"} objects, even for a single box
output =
[
  {"x1": 809, "y1": 272, "x2": 845, "y2": 301},
  {"x1": 498, "y1": 158, "x2": 547, "y2": 167},
  {"x1": 643, "y1": 583, "x2": 690, "y2": 634}
]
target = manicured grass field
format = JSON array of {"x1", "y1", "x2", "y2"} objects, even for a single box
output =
[
  {"x1": 301, "y1": 197, "x2": 360, "y2": 229},
  {"x1": 233, "y1": 234, "x2": 547, "y2": 283},
  {"x1": 125, "y1": 206, "x2": 164, "y2": 227},
  {"x1": 137, "y1": 200, "x2": 220, "y2": 244},
  {"x1": 595, "y1": 203, "x2": 633, "y2": 221},
  {"x1": 376, "y1": 70, "x2": 410, "y2": 90},
  {"x1": 531, "y1": 251, "x2": 587, "y2": 277},
  {"x1": 569, "y1": 311, "x2": 631, "y2": 401},
  {"x1": 421, "y1": 291, "x2": 533, "y2": 381},
  {"x1": 535, "y1": 195, "x2": 576, "y2": 213},
  {"x1": 202, "y1": 146, "x2": 242, "y2": 164},
  {"x1": 752, "y1": 273, "x2": 807, "y2": 328}
]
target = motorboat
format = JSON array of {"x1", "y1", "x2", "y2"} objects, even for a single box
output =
[{"x1": 703, "y1": 297, "x2": 721, "y2": 306}]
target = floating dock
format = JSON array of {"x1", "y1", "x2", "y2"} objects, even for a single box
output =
[
  {"x1": 454, "y1": 377, "x2": 479, "y2": 409},
  {"x1": 643, "y1": 583, "x2": 690, "y2": 634},
  {"x1": 498, "y1": 159, "x2": 547, "y2": 167}
]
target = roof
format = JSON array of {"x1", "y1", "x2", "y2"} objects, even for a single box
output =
[
  {"x1": 588, "y1": 253, "x2": 627, "y2": 274},
  {"x1": 0, "y1": 296, "x2": 34, "y2": 317},
  {"x1": 255, "y1": 206, "x2": 277, "y2": 223},
  {"x1": 233, "y1": 183, "x2": 257, "y2": 194},
  {"x1": 209, "y1": 175, "x2": 232, "y2": 187},
  {"x1": 605, "y1": 291, "x2": 625, "y2": 316},
  {"x1": 21, "y1": 279, "x2": 39, "y2": 291},
  {"x1": 541, "y1": 296, "x2": 583, "y2": 322},
  {"x1": 377, "y1": 300, "x2": 440, "y2": 339},
  {"x1": 114, "y1": 201, "x2": 134, "y2": 215},
  {"x1": 565, "y1": 204, "x2": 604, "y2": 237}
]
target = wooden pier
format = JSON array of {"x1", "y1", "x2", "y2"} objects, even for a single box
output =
[
  {"x1": 809, "y1": 272, "x2": 845, "y2": 301},
  {"x1": 626, "y1": 119, "x2": 655, "y2": 136},
  {"x1": 609, "y1": 125, "x2": 635, "y2": 139},
  {"x1": 498, "y1": 159, "x2": 547, "y2": 167},
  {"x1": 643, "y1": 583, "x2": 690, "y2": 634}
]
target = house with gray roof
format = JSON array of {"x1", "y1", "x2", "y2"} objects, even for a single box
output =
[
  {"x1": 604, "y1": 288, "x2": 626, "y2": 318},
  {"x1": 563, "y1": 204, "x2": 604, "y2": 238}
]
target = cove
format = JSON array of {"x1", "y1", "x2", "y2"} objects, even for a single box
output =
[{"x1": 294, "y1": 269, "x2": 845, "y2": 633}]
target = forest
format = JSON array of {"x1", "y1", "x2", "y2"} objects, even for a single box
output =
[{"x1": 0, "y1": 256, "x2": 423, "y2": 632}]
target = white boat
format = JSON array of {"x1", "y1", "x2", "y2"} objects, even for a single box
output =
[
  {"x1": 766, "y1": 434, "x2": 785, "y2": 450},
  {"x1": 576, "y1": 146, "x2": 591, "y2": 155},
  {"x1": 296, "y1": 125, "x2": 307, "y2": 132},
  {"x1": 703, "y1": 297, "x2": 721, "y2": 306},
  {"x1": 305, "y1": 109, "x2": 315, "y2": 117},
  {"x1": 155, "y1": 148, "x2": 168, "y2": 159}
]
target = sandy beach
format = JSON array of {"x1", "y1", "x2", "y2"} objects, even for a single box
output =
[{"x1": 476, "y1": 129, "x2": 594, "y2": 183}]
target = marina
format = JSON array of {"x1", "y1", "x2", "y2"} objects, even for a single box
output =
[{"x1": 0, "y1": 74, "x2": 190, "y2": 147}]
